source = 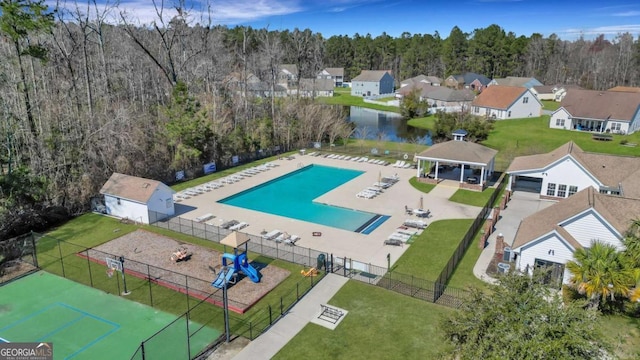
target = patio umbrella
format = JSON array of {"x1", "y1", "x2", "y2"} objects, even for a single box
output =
[
  {"x1": 378, "y1": 170, "x2": 382, "y2": 183},
  {"x1": 419, "y1": 196, "x2": 423, "y2": 210}
]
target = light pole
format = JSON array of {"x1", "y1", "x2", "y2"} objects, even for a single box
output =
[
  {"x1": 119, "y1": 256, "x2": 131, "y2": 295},
  {"x1": 221, "y1": 266, "x2": 230, "y2": 343}
]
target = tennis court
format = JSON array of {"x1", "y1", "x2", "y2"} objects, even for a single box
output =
[{"x1": 0, "y1": 271, "x2": 221, "y2": 359}]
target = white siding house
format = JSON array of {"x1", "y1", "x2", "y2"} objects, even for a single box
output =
[
  {"x1": 100, "y1": 173, "x2": 175, "y2": 224},
  {"x1": 471, "y1": 86, "x2": 542, "y2": 120},
  {"x1": 506, "y1": 141, "x2": 640, "y2": 200},
  {"x1": 511, "y1": 188, "x2": 639, "y2": 285}
]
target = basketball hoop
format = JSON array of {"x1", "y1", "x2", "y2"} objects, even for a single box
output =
[{"x1": 106, "y1": 267, "x2": 115, "y2": 278}]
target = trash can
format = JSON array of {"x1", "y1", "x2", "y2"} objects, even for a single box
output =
[{"x1": 317, "y1": 254, "x2": 326, "y2": 270}]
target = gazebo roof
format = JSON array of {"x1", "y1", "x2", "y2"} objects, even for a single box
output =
[
  {"x1": 416, "y1": 140, "x2": 497, "y2": 165},
  {"x1": 220, "y1": 231, "x2": 250, "y2": 248}
]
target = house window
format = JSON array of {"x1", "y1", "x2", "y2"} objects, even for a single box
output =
[
  {"x1": 546, "y1": 183, "x2": 556, "y2": 196},
  {"x1": 473, "y1": 106, "x2": 479, "y2": 113},
  {"x1": 508, "y1": 111, "x2": 511, "y2": 117},
  {"x1": 117, "y1": 198, "x2": 121, "y2": 205},
  {"x1": 556, "y1": 119, "x2": 565, "y2": 127},
  {"x1": 523, "y1": 97, "x2": 529, "y2": 104},
  {"x1": 557, "y1": 184, "x2": 567, "y2": 197},
  {"x1": 568, "y1": 185, "x2": 578, "y2": 196},
  {"x1": 610, "y1": 122, "x2": 621, "y2": 132}
]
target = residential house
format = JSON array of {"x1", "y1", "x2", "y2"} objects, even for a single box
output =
[
  {"x1": 552, "y1": 84, "x2": 582, "y2": 102},
  {"x1": 425, "y1": 88, "x2": 475, "y2": 113},
  {"x1": 471, "y1": 85, "x2": 542, "y2": 119},
  {"x1": 247, "y1": 81, "x2": 288, "y2": 98},
  {"x1": 298, "y1": 78, "x2": 335, "y2": 98},
  {"x1": 531, "y1": 85, "x2": 556, "y2": 100},
  {"x1": 395, "y1": 82, "x2": 439, "y2": 100},
  {"x1": 511, "y1": 187, "x2": 640, "y2": 285},
  {"x1": 489, "y1": 76, "x2": 543, "y2": 89},
  {"x1": 99, "y1": 173, "x2": 176, "y2": 224},
  {"x1": 444, "y1": 72, "x2": 491, "y2": 91},
  {"x1": 317, "y1": 67, "x2": 344, "y2": 87},
  {"x1": 549, "y1": 89, "x2": 640, "y2": 134},
  {"x1": 507, "y1": 141, "x2": 640, "y2": 285},
  {"x1": 351, "y1": 70, "x2": 395, "y2": 97},
  {"x1": 278, "y1": 64, "x2": 298, "y2": 89},
  {"x1": 399, "y1": 74, "x2": 441, "y2": 88},
  {"x1": 506, "y1": 141, "x2": 640, "y2": 200}
]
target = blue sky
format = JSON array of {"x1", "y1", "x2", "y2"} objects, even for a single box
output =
[{"x1": 50, "y1": 0, "x2": 640, "y2": 40}]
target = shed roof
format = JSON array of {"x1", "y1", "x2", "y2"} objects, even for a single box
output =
[
  {"x1": 416, "y1": 140, "x2": 498, "y2": 165},
  {"x1": 100, "y1": 173, "x2": 173, "y2": 203}
]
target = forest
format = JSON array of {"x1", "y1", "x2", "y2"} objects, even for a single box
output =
[{"x1": 1, "y1": 0, "x2": 640, "y2": 238}]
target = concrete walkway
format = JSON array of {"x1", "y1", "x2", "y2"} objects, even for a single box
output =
[
  {"x1": 232, "y1": 274, "x2": 349, "y2": 360},
  {"x1": 473, "y1": 191, "x2": 555, "y2": 284}
]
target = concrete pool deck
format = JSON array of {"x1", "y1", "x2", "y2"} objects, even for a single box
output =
[{"x1": 175, "y1": 154, "x2": 483, "y2": 268}]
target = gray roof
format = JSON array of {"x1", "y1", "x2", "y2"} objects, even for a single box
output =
[
  {"x1": 559, "y1": 89, "x2": 640, "y2": 121},
  {"x1": 323, "y1": 67, "x2": 344, "y2": 77},
  {"x1": 532, "y1": 85, "x2": 555, "y2": 94},
  {"x1": 396, "y1": 83, "x2": 439, "y2": 97},
  {"x1": 452, "y1": 72, "x2": 491, "y2": 86},
  {"x1": 512, "y1": 187, "x2": 640, "y2": 250},
  {"x1": 416, "y1": 140, "x2": 498, "y2": 165},
  {"x1": 507, "y1": 141, "x2": 640, "y2": 199},
  {"x1": 100, "y1": 173, "x2": 174, "y2": 203},
  {"x1": 492, "y1": 77, "x2": 543, "y2": 87},
  {"x1": 299, "y1": 78, "x2": 334, "y2": 91},
  {"x1": 279, "y1": 64, "x2": 298, "y2": 75},
  {"x1": 427, "y1": 88, "x2": 475, "y2": 102},
  {"x1": 352, "y1": 70, "x2": 392, "y2": 82}
]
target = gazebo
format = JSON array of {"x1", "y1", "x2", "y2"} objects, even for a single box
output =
[{"x1": 414, "y1": 130, "x2": 497, "y2": 190}]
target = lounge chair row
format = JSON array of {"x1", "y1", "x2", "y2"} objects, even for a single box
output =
[
  {"x1": 356, "y1": 187, "x2": 383, "y2": 199},
  {"x1": 404, "y1": 219, "x2": 428, "y2": 229},
  {"x1": 261, "y1": 229, "x2": 301, "y2": 245},
  {"x1": 323, "y1": 153, "x2": 391, "y2": 166},
  {"x1": 391, "y1": 160, "x2": 414, "y2": 169}
]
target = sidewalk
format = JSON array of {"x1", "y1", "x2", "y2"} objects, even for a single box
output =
[{"x1": 231, "y1": 274, "x2": 349, "y2": 360}]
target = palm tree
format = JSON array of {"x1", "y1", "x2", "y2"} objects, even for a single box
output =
[{"x1": 566, "y1": 240, "x2": 634, "y2": 309}]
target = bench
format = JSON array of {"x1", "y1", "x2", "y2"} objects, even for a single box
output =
[{"x1": 319, "y1": 304, "x2": 343, "y2": 324}]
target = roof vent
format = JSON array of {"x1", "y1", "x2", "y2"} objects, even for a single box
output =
[{"x1": 142, "y1": 183, "x2": 150, "y2": 188}]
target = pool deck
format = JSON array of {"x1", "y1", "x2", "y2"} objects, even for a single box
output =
[{"x1": 176, "y1": 154, "x2": 483, "y2": 268}]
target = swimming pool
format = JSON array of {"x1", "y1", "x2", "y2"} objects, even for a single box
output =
[{"x1": 218, "y1": 165, "x2": 389, "y2": 233}]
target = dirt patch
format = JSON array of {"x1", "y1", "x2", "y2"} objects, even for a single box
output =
[
  {"x1": 0, "y1": 261, "x2": 38, "y2": 284},
  {"x1": 87, "y1": 229, "x2": 290, "y2": 313}
]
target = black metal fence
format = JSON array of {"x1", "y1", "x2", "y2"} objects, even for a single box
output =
[
  {"x1": 433, "y1": 173, "x2": 508, "y2": 299},
  {"x1": 0, "y1": 232, "x2": 39, "y2": 285}
]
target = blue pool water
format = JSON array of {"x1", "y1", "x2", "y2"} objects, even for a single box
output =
[{"x1": 218, "y1": 165, "x2": 389, "y2": 233}]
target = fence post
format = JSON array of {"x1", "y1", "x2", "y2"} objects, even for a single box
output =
[
  {"x1": 185, "y1": 312, "x2": 192, "y2": 360},
  {"x1": 249, "y1": 321, "x2": 253, "y2": 340},
  {"x1": 141, "y1": 342, "x2": 145, "y2": 360},
  {"x1": 268, "y1": 305, "x2": 272, "y2": 325},
  {"x1": 57, "y1": 238, "x2": 66, "y2": 278},
  {"x1": 296, "y1": 283, "x2": 299, "y2": 300},
  {"x1": 185, "y1": 275, "x2": 190, "y2": 311},
  {"x1": 86, "y1": 249, "x2": 94, "y2": 288},
  {"x1": 280, "y1": 297, "x2": 284, "y2": 315},
  {"x1": 147, "y1": 264, "x2": 153, "y2": 307},
  {"x1": 30, "y1": 231, "x2": 39, "y2": 268}
]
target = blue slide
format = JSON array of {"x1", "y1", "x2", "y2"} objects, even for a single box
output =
[
  {"x1": 238, "y1": 253, "x2": 260, "y2": 283},
  {"x1": 211, "y1": 268, "x2": 235, "y2": 289}
]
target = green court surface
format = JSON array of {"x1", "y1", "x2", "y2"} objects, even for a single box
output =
[{"x1": 0, "y1": 271, "x2": 221, "y2": 360}]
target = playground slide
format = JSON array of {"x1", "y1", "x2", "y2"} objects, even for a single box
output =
[
  {"x1": 238, "y1": 253, "x2": 260, "y2": 283},
  {"x1": 211, "y1": 268, "x2": 235, "y2": 289}
]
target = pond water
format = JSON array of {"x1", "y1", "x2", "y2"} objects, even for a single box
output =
[{"x1": 345, "y1": 106, "x2": 432, "y2": 145}]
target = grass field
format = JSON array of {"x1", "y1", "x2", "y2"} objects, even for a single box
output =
[
  {"x1": 318, "y1": 91, "x2": 400, "y2": 113},
  {"x1": 273, "y1": 281, "x2": 454, "y2": 360},
  {"x1": 542, "y1": 100, "x2": 561, "y2": 111}
]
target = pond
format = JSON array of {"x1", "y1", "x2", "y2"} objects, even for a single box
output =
[{"x1": 345, "y1": 106, "x2": 432, "y2": 145}]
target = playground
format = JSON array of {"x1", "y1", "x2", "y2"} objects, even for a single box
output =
[
  {"x1": 86, "y1": 230, "x2": 290, "y2": 313},
  {"x1": 0, "y1": 271, "x2": 221, "y2": 359}
]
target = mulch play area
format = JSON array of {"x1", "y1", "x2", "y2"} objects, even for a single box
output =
[{"x1": 86, "y1": 229, "x2": 290, "y2": 313}]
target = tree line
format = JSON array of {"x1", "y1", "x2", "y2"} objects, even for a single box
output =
[{"x1": 1, "y1": 0, "x2": 640, "y2": 237}]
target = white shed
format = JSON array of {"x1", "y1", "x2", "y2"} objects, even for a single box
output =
[{"x1": 100, "y1": 173, "x2": 176, "y2": 224}]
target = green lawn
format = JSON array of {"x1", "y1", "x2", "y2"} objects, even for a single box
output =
[
  {"x1": 409, "y1": 176, "x2": 436, "y2": 194},
  {"x1": 481, "y1": 116, "x2": 640, "y2": 171},
  {"x1": 318, "y1": 92, "x2": 400, "y2": 113},
  {"x1": 392, "y1": 219, "x2": 473, "y2": 280},
  {"x1": 598, "y1": 314, "x2": 640, "y2": 360},
  {"x1": 273, "y1": 281, "x2": 453, "y2": 360},
  {"x1": 407, "y1": 114, "x2": 437, "y2": 131},
  {"x1": 446, "y1": 221, "x2": 490, "y2": 290},
  {"x1": 541, "y1": 100, "x2": 561, "y2": 111},
  {"x1": 448, "y1": 187, "x2": 496, "y2": 207}
]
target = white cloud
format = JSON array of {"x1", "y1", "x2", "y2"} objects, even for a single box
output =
[
  {"x1": 559, "y1": 24, "x2": 640, "y2": 38},
  {"x1": 612, "y1": 11, "x2": 640, "y2": 17}
]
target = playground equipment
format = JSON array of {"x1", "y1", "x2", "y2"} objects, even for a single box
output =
[
  {"x1": 212, "y1": 232, "x2": 260, "y2": 289},
  {"x1": 170, "y1": 246, "x2": 192, "y2": 262},
  {"x1": 300, "y1": 267, "x2": 318, "y2": 277}
]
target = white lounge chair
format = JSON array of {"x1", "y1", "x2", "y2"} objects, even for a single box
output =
[
  {"x1": 229, "y1": 222, "x2": 249, "y2": 231},
  {"x1": 262, "y1": 229, "x2": 282, "y2": 240},
  {"x1": 195, "y1": 213, "x2": 215, "y2": 223},
  {"x1": 351, "y1": 157, "x2": 360, "y2": 162},
  {"x1": 285, "y1": 235, "x2": 300, "y2": 245},
  {"x1": 275, "y1": 232, "x2": 291, "y2": 243},
  {"x1": 391, "y1": 160, "x2": 401, "y2": 167}
]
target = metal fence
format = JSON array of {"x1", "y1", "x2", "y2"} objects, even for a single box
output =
[{"x1": 0, "y1": 232, "x2": 39, "y2": 285}]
